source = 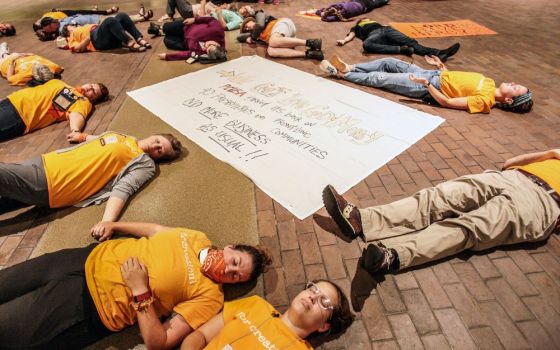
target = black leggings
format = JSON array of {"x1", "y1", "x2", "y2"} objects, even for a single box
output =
[
  {"x1": 354, "y1": 0, "x2": 388, "y2": 13},
  {"x1": 91, "y1": 13, "x2": 143, "y2": 50},
  {"x1": 0, "y1": 244, "x2": 113, "y2": 350},
  {"x1": 61, "y1": 9, "x2": 112, "y2": 16},
  {"x1": 0, "y1": 98, "x2": 25, "y2": 142},
  {"x1": 163, "y1": 20, "x2": 187, "y2": 50}
]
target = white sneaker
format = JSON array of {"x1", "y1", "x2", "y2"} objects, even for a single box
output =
[
  {"x1": 0, "y1": 42, "x2": 9, "y2": 55},
  {"x1": 158, "y1": 14, "x2": 173, "y2": 22},
  {"x1": 319, "y1": 60, "x2": 338, "y2": 76}
]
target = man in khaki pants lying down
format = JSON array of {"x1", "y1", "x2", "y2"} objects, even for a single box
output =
[{"x1": 322, "y1": 149, "x2": 560, "y2": 274}]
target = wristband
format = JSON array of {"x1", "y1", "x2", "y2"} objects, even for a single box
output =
[
  {"x1": 78, "y1": 132, "x2": 88, "y2": 143},
  {"x1": 133, "y1": 289, "x2": 152, "y2": 303},
  {"x1": 425, "y1": 82, "x2": 431, "y2": 87}
]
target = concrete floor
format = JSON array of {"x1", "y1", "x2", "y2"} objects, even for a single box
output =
[{"x1": 1, "y1": 0, "x2": 560, "y2": 349}]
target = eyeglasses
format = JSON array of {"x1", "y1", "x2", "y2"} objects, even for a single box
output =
[{"x1": 305, "y1": 282, "x2": 334, "y2": 311}]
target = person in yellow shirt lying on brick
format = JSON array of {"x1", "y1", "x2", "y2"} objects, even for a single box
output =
[
  {"x1": 181, "y1": 280, "x2": 354, "y2": 350},
  {"x1": 0, "y1": 221, "x2": 272, "y2": 349},
  {"x1": 0, "y1": 78, "x2": 108, "y2": 141},
  {"x1": 0, "y1": 132, "x2": 181, "y2": 224},
  {"x1": 0, "y1": 43, "x2": 64, "y2": 86},
  {"x1": 320, "y1": 55, "x2": 533, "y2": 114},
  {"x1": 321, "y1": 149, "x2": 560, "y2": 276}
]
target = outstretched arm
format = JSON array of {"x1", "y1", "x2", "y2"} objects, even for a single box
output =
[
  {"x1": 337, "y1": 31, "x2": 355, "y2": 46},
  {"x1": 91, "y1": 221, "x2": 171, "y2": 241},
  {"x1": 502, "y1": 149, "x2": 560, "y2": 169}
]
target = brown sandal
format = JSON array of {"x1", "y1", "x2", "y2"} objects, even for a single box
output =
[{"x1": 126, "y1": 42, "x2": 146, "y2": 52}]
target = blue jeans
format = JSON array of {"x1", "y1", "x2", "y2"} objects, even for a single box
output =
[{"x1": 344, "y1": 58, "x2": 442, "y2": 98}]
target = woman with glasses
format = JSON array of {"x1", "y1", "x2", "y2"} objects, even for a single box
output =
[{"x1": 180, "y1": 280, "x2": 355, "y2": 349}]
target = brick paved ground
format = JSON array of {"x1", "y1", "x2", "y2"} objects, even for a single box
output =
[{"x1": 2, "y1": 0, "x2": 560, "y2": 349}]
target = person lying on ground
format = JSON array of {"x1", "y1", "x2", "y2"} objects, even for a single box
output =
[
  {"x1": 33, "y1": 5, "x2": 120, "y2": 32},
  {"x1": 321, "y1": 148, "x2": 560, "y2": 275},
  {"x1": 238, "y1": 15, "x2": 324, "y2": 61},
  {"x1": 337, "y1": 18, "x2": 460, "y2": 61},
  {"x1": 320, "y1": 55, "x2": 533, "y2": 114},
  {"x1": 36, "y1": 6, "x2": 153, "y2": 41},
  {"x1": 0, "y1": 23, "x2": 16, "y2": 37},
  {"x1": 0, "y1": 132, "x2": 180, "y2": 222},
  {"x1": 0, "y1": 79, "x2": 107, "y2": 142},
  {"x1": 316, "y1": 0, "x2": 389, "y2": 22},
  {"x1": 152, "y1": 16, "x2": 227, "y2": 62},
  {"x1": 0, "y1": 221, "x2": 272, "y2": 349},
  {"x1": 229, "y1": 4, "x2": 256, "y2": 18},
  {"x1": 61, "y1": 13, "x2": 152, "y2": 53},
  {"x1": 199, "y1": 0, "x2": 243, "y2": 31},
  {"x1": 158, "y1": 0, "x2": 206, "y2": 22},
  {"x1": 0, "y1": 42, "x2": 64, "y2": 86},
  {"x1": 181, "y1": 280, "x2": 354, "y2": 350}
]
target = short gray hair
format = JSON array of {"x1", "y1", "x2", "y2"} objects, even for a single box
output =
[{"x1": 207, "y1": 45, "x2": 226, "y2": 61}]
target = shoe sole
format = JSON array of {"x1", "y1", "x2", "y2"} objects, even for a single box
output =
[{"x1": 322, "y1": 185, "x2": 356, "y2": 242}]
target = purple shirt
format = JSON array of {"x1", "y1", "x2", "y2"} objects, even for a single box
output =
[
  {"x1": 317, "y1": 1, "x2": 364, "y2": 22},
  {"x1": 165, "y1": 17, "x2": 225, "y2": 61}
]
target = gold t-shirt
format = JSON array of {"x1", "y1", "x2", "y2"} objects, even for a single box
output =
[
  {"x1": 7, "y1": 79, "x2": 91, "y2": 134},
  {"x1": 42, "y1": 132, "x2": 143, "y2": 208},
  {"x1": 1, "y1": 54, "x2": 63, "y2": 86},
  {"x1": 204, "y1": 295, "x2": 312, "y2": 350},
  {"x1": 440, "y1": 71, "x2": 496, "y2": 114},
  {"x1": 515, "y1": 159, "x2": 560, "y2": 194},
  {"x1": 85, "y1": 228, "x2": 224, "y2": 331}
]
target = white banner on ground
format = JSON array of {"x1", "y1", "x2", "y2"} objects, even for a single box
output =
[{"x1": 128, "y1": 56, "x2": 443, "y2": 219}]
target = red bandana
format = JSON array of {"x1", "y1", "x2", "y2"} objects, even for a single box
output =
[{"x1": 201, "y1": 249, "x2": 225, "y2": 282}]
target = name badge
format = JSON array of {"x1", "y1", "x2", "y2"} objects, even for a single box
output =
[
  {"x1": 99, "y1": 135, "x2": 118, "y2": 146},
  {"x1": 52, "y1": 88, "x2": 78, "y2": 111}
]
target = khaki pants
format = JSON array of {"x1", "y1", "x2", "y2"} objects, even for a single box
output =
[{"x1": 359, "y1": 170, "x2": 560, "y2": 268}]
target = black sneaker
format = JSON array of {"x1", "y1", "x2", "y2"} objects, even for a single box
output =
[
  {"x1": 305, "y1": 49, "x2": 324, "y2": 61},
  {"x1": 306, "y1": 38, "x2": 322, "y2": 51},
  {"x1": 362, "y1": 243, "x2": 399, "y2": 275},
  {"x1": 148, "y1": 22, "x2": 161, "y2": 37},
  {"x1": 437, "y1": 43, "x2": 460, "y2": 62}
]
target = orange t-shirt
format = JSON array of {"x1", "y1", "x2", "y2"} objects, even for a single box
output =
[
  {"x1": 42, "y1": 132, "x2": 143, "y2": 208},
  {"x1": 85, "y1": 228, "x2": 224, "y2": 332},
  {"x1": 515, "y1": 159, "x2": 560, "y2": 194},
  {"x1": 259, "y1": 19, "x2": 278, "y2": 43},
  {"x1": 69, "y1": 24, "x2": 97, "y2": 52},
  {"x1": 204, "y1": 295, "x2": 312, "y2": 350},
  {"x1": 7, "y1": 79, "x2": 91, "y2": 134},
  {"x1": 1, "y1": 54, "x2": 64, "y2": 86},
  {"x1": 440, "y1": 71, "x2": 496, "y2": 114}
]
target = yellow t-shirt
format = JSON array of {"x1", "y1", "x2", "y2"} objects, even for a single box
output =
[
  {"x1": 440, "y1": 71, "x2": 496, "y2": 114},
  {"x1": 85, "y1": 228, "x2": 224, "y2": 332},
  {"x1": 1, "y1": 54, "x2": 64, "y2": 86},
  {"x1": 515, "y1": 159, "x2": 560, "y2": 194},
  {"x1": 7, "y1": 79, "x2": 92, "y2": 134},
  {"x1": 42, "y1": 132, "x2": 144, "y2": 208},
  {"x1": 69, "y1": 24, "x2": 97, "y2": 52},
  {"x1": 41, "y1": 11, "x2": 68, "y2": 20},
  {"x1": 204, "y1": 295, "x2": 312, "y2": 350},
  {"x1": 260, "y1": 20, "x2": 278, "y2": 43}
]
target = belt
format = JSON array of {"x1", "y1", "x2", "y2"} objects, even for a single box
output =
[{"x1": 517, "y1": 169, "x2": 560, "y2": 209}]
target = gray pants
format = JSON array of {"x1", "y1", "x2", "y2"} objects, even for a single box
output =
[
  {"x1": 167, "y1": 0, "x2": 193, "y2": 19},
  {"x1": 359, "y1": 170, "x2": 560, "y2": 268},
  {"x1": 0, "y1": 157, "x2": 49, "y2": 213}
]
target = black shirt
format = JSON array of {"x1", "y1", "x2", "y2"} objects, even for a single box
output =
[{"x1": 350, "y1": 20, "x2": 384, "y2": 40}]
